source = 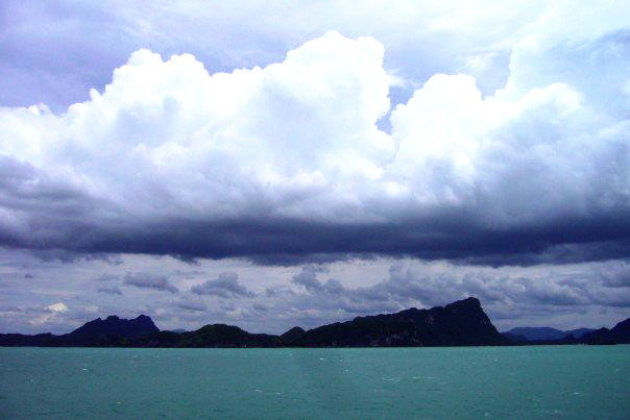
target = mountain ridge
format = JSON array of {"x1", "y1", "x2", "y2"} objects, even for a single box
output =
[
  {"x1": 1, "y1": 297, "x2": 507, "y2": 348},
  {"x1": 0, "y1": 314, "x2": 159, "y2": 347},
  {"x1": 580, "y1": 318, "x2": 630, "y2": 345},
  {"x1": 1, "y1": 298, "x2": 628, "y2": 347},
  {"x1": 503, "y1": 326, "x2": 595, "y2": 342}
]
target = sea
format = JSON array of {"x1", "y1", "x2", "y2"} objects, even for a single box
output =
[{"x1": 1, "y1": 345, "x2": 628, "y2": 419}]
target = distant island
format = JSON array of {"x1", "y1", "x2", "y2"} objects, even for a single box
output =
[
  {"x1": 1, "y1": 297, "x2": 628, "y2": 347},
  {"x1": 503, "y1": 326, "x2": 596, "y2": 342}
]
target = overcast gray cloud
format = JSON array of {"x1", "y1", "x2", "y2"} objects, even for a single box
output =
[
  {"x1": 97, "y1": 286, "x2": 123, "y2": 296},
  {"x1": 124, "y1": 272, "x2": 178, "y2": 294},
  {"x1": 175, "y1": 300, "x2": 208, "y2": 313},
  {"x1": 271, "y1": 259, "x2": 630, "y2": 331},
  {"x1": 0, "y1": 248, "x2": 628, "y2": 334},
  {"x1": 191, "y1": 272, "x2": 255, "y2": 298}
]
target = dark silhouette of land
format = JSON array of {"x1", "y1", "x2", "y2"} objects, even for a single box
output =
[
  {"x1": 0, "y1": 315, "x2": 159, "y2": 347},
  {"x1": 502, "y1": 319, "x2": 630, "y2": 345},
  {"x1": 1, "y1": 297, "x2": 628, "y2": 347},
  {"x1": 503, "y1": 326, "x2": 595, "y2": 343},
  {"x1": 577, "y1": 318, "x2": 630, "y2": 345}
]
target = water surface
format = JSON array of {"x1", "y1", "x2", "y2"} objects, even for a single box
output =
[{"x1": 1, "y1": 345, "x2": 628, "y2": 419}]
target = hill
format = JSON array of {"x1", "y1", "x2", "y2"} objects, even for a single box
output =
[
  {"x1": 0, "y1": 315, "x2": 158, "y2": 347},
  {"x1": 0, "y1": 297, "x2": 507, "y2": 348},
  {"x1": 581, "y1": 318, "x2": 630, "y2": 345},
  {"x1": 283, "y1": 297, "x2": 507, "y2": 347},
  {"x1": 503, "y1": 326, "x2": 595, "y2": 343}
]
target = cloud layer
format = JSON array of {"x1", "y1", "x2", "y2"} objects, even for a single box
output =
[
  {"x1": 0, "y1": 28, "x2": 629, "y2": 265},
  {"x1": 191, "y1": 272, "x2": 255, "y2": 298},
  {"x1": 124, "y1": 272, "x2": 178, "y2": 294},
  {"x1": 1, "y1": 247, "x2": 628, "y2": 335}
]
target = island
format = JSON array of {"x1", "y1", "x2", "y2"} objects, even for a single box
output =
[{"x1": 1, "y1": 297, "x2": 628, "y2": 347}]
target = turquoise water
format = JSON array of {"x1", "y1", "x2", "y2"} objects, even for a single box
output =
[{"x1": 0, "y1": 346, "x2": 628, "y2": 419}]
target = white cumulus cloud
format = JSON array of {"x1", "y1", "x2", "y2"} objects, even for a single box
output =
[
  {"x1": 0, "y1": 30, "x2": 628, "y2": 264},
  {"x1": 46, "y1": 302, "x2": 68, "y2": 313}
]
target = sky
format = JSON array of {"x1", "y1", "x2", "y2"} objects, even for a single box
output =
[{"x1": 1, "y1": 0, "x2": 629, "y2": 335}]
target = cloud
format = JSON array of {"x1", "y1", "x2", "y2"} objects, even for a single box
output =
[
  {"x1": 97, "y1": 286, "x2": 123, "y2": 296},
  {"x1": 253, "y1": 303, "x2": 268, "y2": 312},
  {"x1": 96, "y1": 274, "x2": 119, "y2": 282},
  {"x1": 175, "y1": 300, "x2": 207, "y2": 312},
  {"x1": 191, "y1": 272, "x2": 255, "y2": 298},
  {"x1": 124, "y1": 272, "x2": 178, "y2": 294},
  {"x1": 293, "y1": 266, "x2": 344, "y2": 294},
  {"x1": 26, "y1": 302, "x2": 70, "y2": 330},
  {"x1": 270, "y1": 259, "x2": 630, "y2": 330},
  {"x1": 3, "y1": 246, "x2": 628, "y2": 334},
  {"x1": 600, "y1": 262, "x2": 630, "y2": 288},
  {"x1": 292, "y1": 266, "x2": 327, "y2": 292},
  {"x1": 0, "y1": 28, "x2": 628, "y2": 266},
  {"x1": 46, "y1": 302, "x2": 68, "y2": 313},
  {"x1": 4, "y1": 1, "x2": 627, "y2": 109}
]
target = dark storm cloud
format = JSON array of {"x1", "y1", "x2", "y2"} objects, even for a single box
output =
[
  {"x1": 3, "y1": 210, "x2": 628, "y2": 266},
  {"x1": 191, "y1": 272, "x2": 255, "y2": 298},
  {"x1": 124, "y1": 272, "x2": 178, "y2": 294}
]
